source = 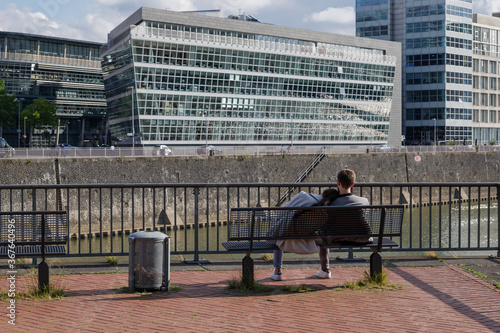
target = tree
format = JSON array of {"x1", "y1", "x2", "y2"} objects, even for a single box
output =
[
  {"x1": 21, "y1": 98, "x2": 58, "y2": 130},
  {"x1": 0, "y1": 80, "x2": 17, "y2": 137}
]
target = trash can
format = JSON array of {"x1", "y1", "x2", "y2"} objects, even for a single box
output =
[{"x1": 128, "y1": 231, "x2": 170, "y2": 292}]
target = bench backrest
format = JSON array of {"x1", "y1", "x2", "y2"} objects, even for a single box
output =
[
  {"x1": 0, "y1": 211, "x2": 68, "y2": 245},
  {"x1": 229, "y1": 205, "x2": 404, "y2": 241}
]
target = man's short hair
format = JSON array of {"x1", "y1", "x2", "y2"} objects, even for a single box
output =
[{"x1": 337, "y1": 169, "x2": 356, "y2": 189}]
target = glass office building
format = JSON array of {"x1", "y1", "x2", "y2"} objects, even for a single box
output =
[
  {"x1": 0, "y1": 32, "x2": 106, "y2": 147},
  {"x1": 102, "y1": 8, "x2": 402, "y2": 147},
  {"x1": 356, "y1": 0, "x2": 500, "y2": 146}
]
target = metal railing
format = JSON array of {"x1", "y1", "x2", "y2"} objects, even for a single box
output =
[
  {"x1": 4, "y1": 145, "x2": 500, "y2": 160},
  {"x1": 0, "y1": 182, "x2": 498, "y2": 261}
]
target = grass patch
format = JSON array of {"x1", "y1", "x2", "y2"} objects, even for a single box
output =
[
  {"x1": 0, "y1": 269, "x2": 65, "y2": 300},
  {"x1": 425, "y1": 251, "x2": 438, "y2": 259},
  {"x1": 106, "y1": 255, "x2": 118, "y2": 266},
  {"x1": 342, "y1": 271, "x2": 404, "y2": 291},
  {"x1": 281, "y1": 284, "x2": 316, "y2": 293},
  {"x1": 462, "y1": 266, "x2": 499, "y2": 287},
  {"x1": 227, "y1": 278, "x2": 274, "y2": 294}
]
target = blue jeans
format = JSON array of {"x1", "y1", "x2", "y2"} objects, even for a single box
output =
[
  {"x1": 273, "y1": 249, "x2": 283, "y2": 269},
  {"x1": 274, "y1": 248, "x2": 330, "y2": 271}
]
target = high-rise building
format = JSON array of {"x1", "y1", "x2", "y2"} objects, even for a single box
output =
[
  {"x1": 0, "y1": 31, "x2": 107, "y2": 147},
  {"x1": 102, "y1": 7, "x2": 402, "y2": 148},
  {"x1": 357, "y1": 0, "x2": 500, "y2": 146},
  {"x1": 356, "y1": 0, "x2": 473, "y2": 145},
  {"x1": 472, "y1": 13, "x2": 500, "y2": 146}
]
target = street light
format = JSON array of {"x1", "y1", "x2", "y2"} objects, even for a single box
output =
[
  {"x1": 14, "y1": 98, "x2": 24, "y2": 148},
  {"x1": 432, "y1": 118, "x2": 437, "y2": 146},
  {"x1": 23, "y1": 117, "x2": 27, "y2": 148},
  {"x1": 204, "y1": 111, "x2": 208, "y2": 156},
  {"x1": 130, "y1": 86, "x2": 136, "y2": 156}
]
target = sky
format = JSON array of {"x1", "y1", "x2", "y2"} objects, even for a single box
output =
[{"x1": 0, "y1": 0, "x2": 499, "y2": 43}]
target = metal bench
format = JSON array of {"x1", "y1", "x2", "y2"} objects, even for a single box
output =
[
  {"x1": 0, "y1": 211, "x2": 68, "y2": 289},
  {"x1": 222, "y1": 205, "x2": 404, "y2": 282}
]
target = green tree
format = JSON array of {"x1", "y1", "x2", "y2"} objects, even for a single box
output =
[
  {"x1": 0, "y1": 80, "x2": 17, "y2": 137},
  {"x1": 21, "y1": 98, "x2": 58, "y2": 130}
]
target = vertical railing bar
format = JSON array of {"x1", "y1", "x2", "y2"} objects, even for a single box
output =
[
  {"x1": 163, "y1": 187, "x2": 167, "y2": 235},
  {"x1": 65, "y1": 188, "x2": 71, "y2": 255},
  {"x1": 153, "y1": 187, "x2": 156, "y2": 232},
  {"x1": 174, "y1": 187, "x2": 178, "y2": 252},
  {"x1": 99, "y1": 188, "x2": 102, "y2": 254},
  {"x1": 132, "y1": 188, "x2": 135, "y2": 233},
  {"x1": 487, "y1": 186, "x2": 491, "y2": 248},
  {"x1": 477, "y1": 186, "x2": 481, "y2": 248},
  {"x1": 409, "y1": 186, "x2": 413, "y2": 249},
  {"x1": 216, "y1": 187, "x2": 220, "y2": 251},
  {"x1": 121, "y1": 188, "x2": 124, "y2": 253},
  {"x1": 206, "y1": 187, "x2": 210, "y2": 251},
  {"x1": 429, "y1": 186, "x2": 432, "y2": 249},
  {"x1": 497, "y1": 184, "x2": 500, "y2": 257},
  {"x1": 44, "y1": 189, "x2": 48, "y2": 210},
  {"x1": 419, "y1": 186, "x2": 422, "y2": 249},
  {"x1": 458, "y1": 186, "x2": 462, "y2": 248},
  {"x1": 389, "y1": 186, "x2": 393, "y2": 205},
  {"x1": 10, "y1": 189, "x2": 13, "y2": 211},
  {"x1": 88, "y1": 188, "x2": 92, "y2": 254},
  {"x1": 78, "y1": 188, "x2": 81, "y2": 254},
  {"x1": 438, "y1": 186, "x2": 442, "y2": 249},
  {"x1": 193, "y1": 186, "x2": 200, "y2": 262},
  {"x1": 184, "y1": 187, "x2": 187, "y2": 252},
  {"x1": 467, "y1": 186, "x2": 472, "y2": 247},
  {"x1": 448, "y1": 186, "x2": 452, "y2": 249},
  {"x1": 226, "y1": 186, "x2": 230, "y2": 241},
  {"x1": 142, "y1": 188, "x2": 145, "y2": 231},
  {"x1": 110, "y1": 188, "x2": 113, "y2": 254},
  {"x1": 379, "y1": 186, "x2": 383, "y2": 205}
]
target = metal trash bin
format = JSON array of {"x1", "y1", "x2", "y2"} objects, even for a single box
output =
[{"x1": 128, "y1": 231, "x2": 170, "y2": 292}]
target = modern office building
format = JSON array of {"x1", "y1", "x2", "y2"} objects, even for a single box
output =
[
  {"x1": 472, "y1": 13, "x2": 500, "y2": 145},
  {"x1": 102, "y1": 7, "x2": 402, "y2": 148},
  {"x1": 0, "y1": 31, "x2": 107, "y2": 147},
  {"x1": 357, "y1": 0, "x2": 500, "y2": 146}
]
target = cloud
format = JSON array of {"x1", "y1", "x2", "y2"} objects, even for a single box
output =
[
  {"x1": 304, "y1": 7, "x2": 355, "y2": 25},
  {"x1": 0, "y1": 4, "x2": 85, "y2": 40},
  {"x1": 474, "y1": 0, "x2": 500, "y2": 15}
]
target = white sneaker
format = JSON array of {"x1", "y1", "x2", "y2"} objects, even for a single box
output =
[
  {"x1": 270, "y1": 270, "x2": 283, "y2": 281},
  {"x1": 316, "y1": 269, "x2": 331, "y2": 279}
]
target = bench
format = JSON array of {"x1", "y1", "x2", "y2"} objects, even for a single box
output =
[
  {"x1": 0, "y1": 211, "x2": 68, "y2": 289},
  {"x1": 222, "y1": 205, "x2": 404, "y2": 282}
]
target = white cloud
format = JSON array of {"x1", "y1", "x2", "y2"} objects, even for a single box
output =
[
  {"x1": 474, "y1": 0, "x2": 500, "y2": 15},
  {"x1": 0, "y1": 4, "x2": 85, "y2": 40},
  {"x1": 304, "y1": 7, "x2": 355, "y2": 25}
]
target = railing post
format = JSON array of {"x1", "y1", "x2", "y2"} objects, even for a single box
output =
[
  {"x1": 497, "y1": 184, "x2": 500, "y2": 258},
  {"x1": 184, "y1": 186, "x2": 209, "y2": 264}
]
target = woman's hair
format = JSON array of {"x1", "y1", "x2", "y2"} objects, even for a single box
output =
[{"x1": 312, "y1": 188, "x2": 340, "y2": 206}]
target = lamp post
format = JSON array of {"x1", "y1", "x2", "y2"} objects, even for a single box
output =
[
  {"x1": 23, "y1": 117, "x2": 27, "y2": 148},
  {"x1": 204, "y1": 111, "x2": 208, "y2": 156},
  {"x1": 66, "y1": 121, "x2": 70, "y2": 145},
  {"x1": 432, "y1": 118, "x2": 437, "y2": 145},
  {"x1": 14, "y1": 98, "x2": 24, "y2": 148},
  {"x1": 290, "y1": 114, "x2": 294, "y2": 152},
  {"x1": 130, "y1": 87, "x2": 135, "y2": 156}
]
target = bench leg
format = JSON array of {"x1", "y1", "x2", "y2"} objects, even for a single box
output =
[
  {"x1": 242, "y1": 255, "x2": 254, "y2": 284},
  {"x1": 369, "y1": 252, "x2": 382, "y2": 278},
  {"x1": 38, "y1": 260, "x2": 49, "y2": 291}
]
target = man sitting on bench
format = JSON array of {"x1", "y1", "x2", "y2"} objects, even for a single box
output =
[{"x1": 271, "y1": 169, "x2": 369, "y2": 281}]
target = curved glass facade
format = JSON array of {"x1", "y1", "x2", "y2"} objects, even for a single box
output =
[{"x1": 103, "y1": 8, "x2": 400, "y2": 146}]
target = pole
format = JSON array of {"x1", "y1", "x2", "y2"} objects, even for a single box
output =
[
  {"x1": 131, "y1": 87, "x2": 135, "y2": 156},
  {"x1": 24, "y1": 117, "x2": 27, "y2": 148},
  {"x1": 14, "y1": 98, "x2": 24, "y2": 148},
  {"x1": 290, "y1": 114, "x2": 294, "y2": 150},
  {"x1": 205, "y1": 111, "x2": 208, "y2": 156}
]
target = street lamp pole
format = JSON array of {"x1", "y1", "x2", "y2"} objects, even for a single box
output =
[
  {"x1": 290, "y1": 114, "x2": 294, "y2": 150},
  {"x1": 204, "y1": 111, "x2": 208, "y2": 156},
  {"x1": 14, "y1": 98, "x2": 24, "y2": 148},
  {"x1": 131, "y1": 87, "x2": 135, "y2": 156},
  {"x1": 24, "y1": 117, "x2": 27, "y2": 148},
  {"x1": 433, "y1": 118, "x2": 437, "y2": 145}
]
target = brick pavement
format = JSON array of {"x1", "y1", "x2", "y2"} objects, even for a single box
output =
[{"x1": 2, "y1": 265, "x2": 500, "y2": 332}]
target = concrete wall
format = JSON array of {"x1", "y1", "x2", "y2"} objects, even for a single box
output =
[{"x1": 1, "y1": 151, "x2": 500, "y2": 186}]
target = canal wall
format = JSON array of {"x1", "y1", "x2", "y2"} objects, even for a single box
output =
[{"x1": 1, "y1": 151, "x2": 499, "y2": 236}]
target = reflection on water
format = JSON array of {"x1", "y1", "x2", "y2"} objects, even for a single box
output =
[
  {"x1": 69, "y1": 200, "x2": 498, "y2": 256},
  {"x1": 69, "y1": 224, "x2": 228, "y2": 255}
]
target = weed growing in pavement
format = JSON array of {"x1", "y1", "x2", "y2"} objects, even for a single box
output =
[
  {"x1": 342, "y1": 271, "x2": 404, "y2": 291},
  {"x1": 227, "y1": 278, "x2": 274, "y2": 293},
  {"x1": 425, "y1": 251, "x2": 438, "y2": 259},
  {"x1": 462, "y1": 266, "x2": 499, "y2": 287},
  {"x1": 0, "y1": 267, "x2": 65, "y2": 300},
  {"x1": 281, "y1": 284, "x2": 316, "y2": 293},
  {"x1": 106, "y1": 255, "x2": 118, "y2": 266}
]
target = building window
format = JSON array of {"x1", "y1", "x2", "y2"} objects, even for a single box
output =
[
  {"x1": 481, "y1": 93, "x2": 488, "y2": 106},
  {"x1": 481, "y1": 60, "x2": 488, "y2": 73},
  {"x1": 490, "y1": 110, "x2": 497, "y2": 123},
  {"x1": 490, "y1": 77, "x2": 497, "y2": 90},
  {"x1": 481, "y1": 76, "x2": 488, "y2": 89},
  {"x1": 490, "y1": 94, "x2": 497, "y2": 107},
  {"x1": 490, "y1": 61, "x2": 497, "y2": 74}
]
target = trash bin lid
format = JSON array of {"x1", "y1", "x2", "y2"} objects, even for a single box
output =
[{"x1": 128, "y1": 230, "x2": 169, "y2": 241}]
